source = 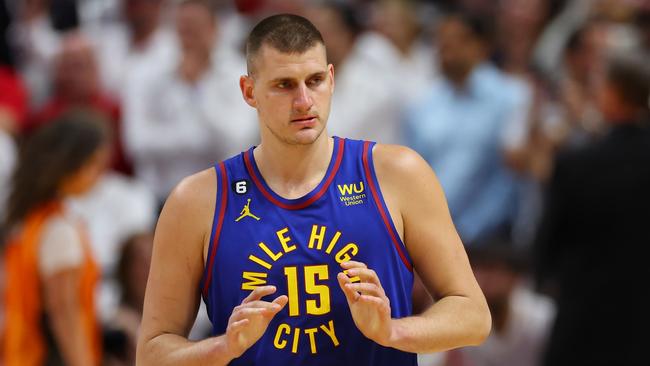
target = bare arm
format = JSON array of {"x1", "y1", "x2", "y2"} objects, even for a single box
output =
[
  {"x1": 136, "y1": 169, "x2": 287, "y2": 366},
  {"x1": 338, "y1": 144, "x2": 491, "y2": 354},
  {"x1": 43, "y1": 268, "x2": 94, "y2": 366}
]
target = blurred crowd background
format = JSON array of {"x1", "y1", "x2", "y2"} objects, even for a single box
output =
[{"x1": 0, "y1": 0, "x2": 649, "y2": 365}]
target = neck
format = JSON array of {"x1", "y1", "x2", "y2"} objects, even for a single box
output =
[{"x1": 254, "y1": 132, "x2": 333, "y2": 199}]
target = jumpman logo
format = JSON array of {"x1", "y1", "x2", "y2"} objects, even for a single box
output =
[{"x1": 235, "y1": 198, "x2": 261, "y2": 222}]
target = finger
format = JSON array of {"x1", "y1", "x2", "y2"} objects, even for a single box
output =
[
  {"x1": 356, "y1": 294, "x2": 388, "y2": 309},
  {"x1": 242, "y1": 285, "x2": 277, "y2": 304},
  {"x1": 337, "y1": 272, "x2": 360, "y2": 303},
  {"x1": 272, "y1": 295, "x2": 289, "y2": 310},
  {"x1": 340, "y1": 261, "x2": 368, "y2": 270},
  {"x1": 343, "y1": 268, "x2": 383, "y2": 289},
  {"x1": 345, "y1": 282, "x2": 384, "y2": 298},
  {"x1": 232, "y1": 307, "x2": 268, "y2": 321},
  {"x1": 229, "y1": 318, "x2": 249, "y2": 332},
  {"x1": 238, "y1": 300, "x2": 283, "y2": 312}
]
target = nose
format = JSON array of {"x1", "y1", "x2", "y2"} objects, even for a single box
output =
[{"x1": 293, "y1": 83, "x2": 314, "y2": 113}]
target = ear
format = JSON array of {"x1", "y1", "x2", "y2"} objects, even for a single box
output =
[
  {"x1": 328, "y1": 64, "x2": 335, "y2": 93},
  {"x1": 240, "y1": 75, "x2": 257, "y2": 108}
]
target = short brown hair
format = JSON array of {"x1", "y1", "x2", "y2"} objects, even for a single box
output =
[
  {"x1": 245, "y1": 14, "x2": 324, "y2": 75},
  {"x1": 607, "y1": 52, "x2": 650, "y2": 111}
]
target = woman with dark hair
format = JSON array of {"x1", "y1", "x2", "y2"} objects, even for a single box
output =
[{"x1": 1, "y1": 111, "x2": 110, "y2": 366}]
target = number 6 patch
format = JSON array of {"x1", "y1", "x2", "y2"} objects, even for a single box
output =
[{"x1": 232, "y1": 179, "x2": 249, "y2": 195}]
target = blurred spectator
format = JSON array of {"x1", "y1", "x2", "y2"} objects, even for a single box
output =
[
  {"x1": 306, "y1": 0, "x2": 404, "y2": 144},
  {"x1": 1, "y1": 0, "x2": 14, "y2": 67},
  {"x1": 104, "y1": 232, "x2": 154, "y2": 365},
  {"x1": 87, "y1": 0, "x2": 178, "y2": 100},
  {"x1": 555, "y1": 21, "x2": 609, "y2": 145},
  {"x1": 356, "y1": 0, "x2": 438, "y2": 102},
  {"x1": 1, "y1": 112, "x2": 110, "y2": 366},
  {"x1": 123, "y1": 0, "x2": 256, "y2": 202},
  {"x1": 0, "y1": 130, "x2": 16, "y2": 222},
  {"x1": 0, "y1": 65, "x2": 26, "y2": 223},
  {"x1": 404, "y1": 11, "x2": 523, "y2": 244},
  {"x1": 637, "y1": 9, "x2": 650, "y2": 51},
  {"x1": 442, "y1": 239, "x2": 554, "y2": 366},
  {"x1": 535, "y1": 51, "x2": 650, "y2": 365},
  {"x1": 11, "y1": 0, "x2": 62, "y2": 108},
  {"x1": 66, "y1": 169, "x2": 157, "y2": 322},
  {"x1": 0, "y1": 66, "x2": 28, "y2": 133},
  {"x1": 25, "y1": 32, "x2": 133, "y2": 175},
  {"x1": 10, "y1": 0, "x2": 77, "y2": 106}
]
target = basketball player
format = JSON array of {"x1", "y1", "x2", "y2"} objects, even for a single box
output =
[{"x1": 137, "y1": 14, "x2": 491, "y2": 365}]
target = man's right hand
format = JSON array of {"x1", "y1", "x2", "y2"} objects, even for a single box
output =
[{"x1": 223, "y1": 285, "x2": 288, "y2": 359}]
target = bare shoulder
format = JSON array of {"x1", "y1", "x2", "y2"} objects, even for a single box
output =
[
  {"x1": 163, "y1": 168, "x2": 217, "y2": 219},
  {"x1": 372, "y1": 144, "x2": 435, "y2": 187},
  {"x1": 157, "y1": 167, "x2": 218, "y2": 258}
]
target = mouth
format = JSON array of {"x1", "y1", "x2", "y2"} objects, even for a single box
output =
[{"x1": 290, "y1": 115, "x2": 318, "y2": 128}]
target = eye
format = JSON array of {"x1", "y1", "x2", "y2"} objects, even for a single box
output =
[{"x1": 308, "y1": 77, "x2": 323, "y2": 87}]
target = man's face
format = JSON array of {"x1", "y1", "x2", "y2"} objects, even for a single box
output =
[
  {"x1": 241, "y1": 43, "x2": 334, "y2": 145},
  {"x1": 436, "y1": 18, "x2": 482, "y2": 82},
  {"x1": 54, "y1": 37, "x2": 99, "y2": 99},
  {"x1": 176, "y1": 4, "x2": 216, "y2": 53},
  {"x1": 125, "y1": 0, "x2": 162, "y2": 33}
]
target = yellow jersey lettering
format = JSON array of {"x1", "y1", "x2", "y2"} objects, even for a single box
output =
[
  {"x1": 337, "y1": 184, "x2": 353, "y2": 195},
  {"x1": 284, "y1": 266, "x2": 300, "y2": 316},
  {"x1": 291, "y1": 327, "x2": 301, "y2": 354},
  {"x1": 308, "y1": 225, "x2": 327, "y2": 250},
  {"x1": 325, "y1": 231, "x2": 342, "y2": 254},
  {"x1": 335, "y1": 243, "x2": 359, "y2": 263},
  {"x1": 241, "y1": 272, "x2": 268, "y2": 290},
  {"x1": 248, "y1": 254, "x2": 272, "y2": 270},
  {"x1": 274, "y1": 323, "x2": 291, "y2": 350},
  {"x1": 320, "y1": 320, "x2": 340, "y2": 347},
  {"x1": 338, "y1": 182, "x2": 365, "y2": 195},
  {"x1": 304, "y1": 265, "x2": 330, "y2": 315},
  {"x1": 304, "y1": 327, "x2": 319, "y2": 354},
  {"x1": 276, "y1": 227, "x2": 297, "y2": 253},
  {"x1": 258, "y1": 242, "x2": 283, "y2": 262}
]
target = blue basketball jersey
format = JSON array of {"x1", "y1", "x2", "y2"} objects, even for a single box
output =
[{"x1": 201, "y1": 137, "x2": 417, "y2": 366}]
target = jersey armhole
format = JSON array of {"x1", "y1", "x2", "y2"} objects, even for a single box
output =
[
  {"x1": 200, "y1": 162, "x2": 229, "y2": 302},
  {"x1": 362, "y1": 141, "x2": 413, "y2": 272}
]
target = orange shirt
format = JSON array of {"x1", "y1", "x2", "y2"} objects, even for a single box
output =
[{"x1": 2, "y1": 201, "x2": 102, "y2": 366}]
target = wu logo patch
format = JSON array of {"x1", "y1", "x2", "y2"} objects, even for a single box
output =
[
  {"x1": 236, "y1": 198, "x2": 261, "y2": 222},
  {"x1": 337, "y1": 182, "x2": 364, "y2": 195},
  {"x1": 337, "y1": 182, "x2": 366, "y2": 207}
]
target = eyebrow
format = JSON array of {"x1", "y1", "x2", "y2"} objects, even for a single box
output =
[{"x1": 268, "y1": 71, "x2": 327, "y2": 84}]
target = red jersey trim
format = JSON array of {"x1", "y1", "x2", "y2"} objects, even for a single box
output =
[
  {"x1": 362, "y1": 141, "x2": 413, "y2": 272},
  {"x1": 202, "y1": 162, "x2": 229, "y2": 297},
  {"x1": 244, "y1": 138, "x2": 345, "y2": 210}
]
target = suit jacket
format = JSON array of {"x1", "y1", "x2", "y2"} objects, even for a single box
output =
[{"x1": 535, "y1": 120, "x2": 650, "y2": 366}]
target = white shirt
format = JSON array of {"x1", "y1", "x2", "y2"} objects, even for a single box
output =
[
  {"x1": 38, "y1": 215, "x2": 84, "y2": 277},
  {"x1": 86, "y1": 22, "x2": 179, "y2": 101},
  {"x1": 123, "y1": 51, "x2": 257, "y2": 200},
  {"x1": 327, "y1": 36, "x2": 406, "y2": 145},
  {"x1": 67, "y1": 172, "x2": 157, "y2": 320},
  {"x1": 0, "y1": 130, "x2": 16, "y2": 220},
  {"x1": 356, "y1": 31, "x2": 438, "y2": 103},
  {"x1": 13, "y1": 15, "x2": 61, "y2": 108}
]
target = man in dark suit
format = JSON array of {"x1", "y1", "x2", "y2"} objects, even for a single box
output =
[{"x1": 535, "y1": 51, "x2": 650, "y2": 366}]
